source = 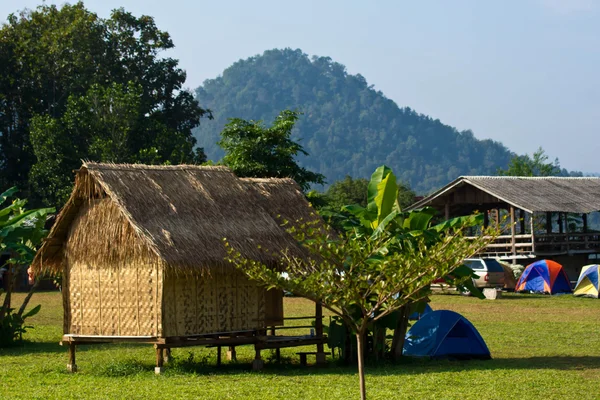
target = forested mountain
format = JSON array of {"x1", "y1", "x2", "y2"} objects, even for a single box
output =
[{"x1": 194, "y1": 48, "x2": 514, "y2": 193}]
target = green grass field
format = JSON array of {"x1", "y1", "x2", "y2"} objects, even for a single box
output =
[{"x1": 1, "y1": 292, "x2": 599, "y2": 399}]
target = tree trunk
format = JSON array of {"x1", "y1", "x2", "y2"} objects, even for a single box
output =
[
  {"x1": 356, "y1": 331, "x2": 367, "y2": 400},
  {"x1": 391, "y1": 304, "x2": 411, "y2": 361}
]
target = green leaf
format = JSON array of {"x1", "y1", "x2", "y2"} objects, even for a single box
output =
[
  {"x1": 366, "y1": 165, "x2": 393, "y2": 214},
  {"x1": 0, "y1": 187, "x2": 18, "y2": 205},
  {"x1": 21, "y1": 304, "x2": 42, "y2": 320},
  {"x1": 373, "y1": 170, "x2": 399, "y2": 228},
  {"x1": 403, "y1": 208, "x2": 436, "y2": 230}
]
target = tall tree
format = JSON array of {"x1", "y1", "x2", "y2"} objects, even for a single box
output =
[
  {"x1": 497, "y1": 147, "x2": 561, "y2": 177},
  {"x1": 0, "y1": 187, "x2": 53, "y2": 346},
  {"x1": 218, "y1": 110, "x2": 325, "y2": 191},
  {"x1": 0, "y1": 3, "x2": 210, "y2": 206}
]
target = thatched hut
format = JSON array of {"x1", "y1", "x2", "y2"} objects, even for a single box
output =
[{"x1": 32, "y1": 162, "x2": 324, "y2": 372}]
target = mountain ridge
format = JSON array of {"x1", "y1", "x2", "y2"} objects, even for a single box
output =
[{"x1": 193, "y1": 48, "x2": 514, "y2": 193}]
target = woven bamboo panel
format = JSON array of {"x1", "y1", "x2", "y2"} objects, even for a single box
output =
[
  {"x1": 67, "y1": 260, "x2": 162, "y2": 336},
  {"x1": 163, "y1": 270, "x2": 267, "y2": 336},
  {"x1": 64, "y1": 197, "x2": 163, "y2": 337}
]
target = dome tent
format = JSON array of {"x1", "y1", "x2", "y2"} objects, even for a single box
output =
[
  {"x1": 574, "y1": 264, "x2": 599, "y2": 298},
  {"x1": 408, "y1": 303, "x2": 433, "y2": 321},
  {"x1": 403, "y1": 310, "x2": 491, "y2": 360},
  {"x1": 515, "y1": 260, "x2": 572, "y2": 294}
]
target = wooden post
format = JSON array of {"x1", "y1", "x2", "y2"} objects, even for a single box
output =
[
  {"x1": 483, "y1": 210, "x2": 489, "y2": 228},
  {"x1": 67, "y1": 342, "x2": 77, "y2": 373},
  {"x1": 564, "y1": 213, "x2": 569, "y2": 252},
  {"x1": 530, "y1": 212, "x2": 536, "y2": 254},
  {"x1": 270, "y1": 326, "x2": 280, "y2": 362},
  {"x1": 520, "y1": 209, "x2": 525, "y2": 234},
  {"x1": 155, "y1": 346, "x2": 164, "y2": 374},
  {"x1": 315, "y1": 301, "x2": 325, "y2": 364},
  {"x1": 583, "y1": 214, "x2": 589, "y2": 249},
  {"x1": 510, "y1": 206, "x2": 516, "y2": 263},
  {"x1": 444, "y1": 202, "x2": 450, "y2": 220},
  {"x1": 546, "y1": 212, "x2": 552, "y2": 234},
  {"x1": 252, "y1": 346, "x2": 264, "y2": 371},
  {"x1": 558, "y1": 213, "x2": 563, "y2": 234},
  {"x1": 164, "y1": 348, "x2": 171, "y2": 363},
  {"x1": 495, "y1": 208, "x2": 500, "y2": 227},
  {"x1": 227, "y1": 346, "x2": 237, "y2": 361},
  {"x1": 216, "y1": 346, "x2": 222, "y2": 366}
]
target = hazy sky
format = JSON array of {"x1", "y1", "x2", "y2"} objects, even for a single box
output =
[{"x1": 2, "y1": 0, "x2": 599, "y2": 173}]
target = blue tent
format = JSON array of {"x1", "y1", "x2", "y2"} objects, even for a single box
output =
[
  {"x1": 403, "y1": 310, "x2": 491, "y2": 360},
  {"x1": 515, "y1": 260, "x2": 572, "y2": 294},
  {"x1": 409, "y1": 303, "x2": 433, "y2": 321}
]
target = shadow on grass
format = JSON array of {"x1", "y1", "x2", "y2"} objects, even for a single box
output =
[
  {"x1": 0, "y1": 340, "x2": 64, "y2": 355},
  {"x1": 0, "y1": 340, "x2": 150, "y2": 356},
  {"x1": 142, "y1": 355, "x2": 600, "y2": 378}
]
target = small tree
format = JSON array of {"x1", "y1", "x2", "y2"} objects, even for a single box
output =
[
  {"x1": 0, "y1": 188, "x2": 54, "y2": 346},
  {"x1": 225, "y1": 166, "x2": 497, "y2": 400},
  {"x1": 498, "y1": 147, "x2": 561, "y2": 177},
  {"x1": 218, "y1": 110, "x2": 325, "y2": 191}
]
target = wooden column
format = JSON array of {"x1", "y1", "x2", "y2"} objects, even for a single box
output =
[
  {"x1": 546, "y1": 212, "x2": 552, "y2": 234},
  {"x1": 495, "y1": 208, "x2": 500, "y2": 227},
  {"x1": 216, "y1": 346, "x2": 222, "y2": 366},
  {"x1": 315, "y1": 301, "x2": 326, "y2": 364},
  {"x1": 270, "y1": 326, "x2": 280, "y2": 362},
  {"x1": 510, "y1": 206, "x2": 516, "y2": 263},
  {"x1": 67, "y1": 342, "x2": 77, "y2": 373},
  {"x1": 155, "y1": 346, "x2": 164, "y2": 375},
  {"x1": 226, "y1": 346, "x2": 237, "y2": 361},
  {"x1": 558, "y1": 213, "x2": 563, "y2": 234},
  {"x1": 583, "y1": 213, "x2": 589, "y2": 249},
  {"x1": 252, "y1": 346, "x2": 264, "y2": 370},
  {"x1": 444, "y1": 202, "x2": 450, "y2": 220},
  {"x1": 483, "y1": 210, "x2": 489, "y2": 228},
  {"x1": 564, "y1": 213, "x2": 569, "y2": 252},
  {"x1": 520, "y1": 209, "x2": 525, "y2": 234},
  {"x1": 530, "y1": 212, "x2": 536, "y2": 253}
]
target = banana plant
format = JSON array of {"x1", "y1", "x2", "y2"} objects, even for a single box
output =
[
  {"x1": 333, "y1": 166, "x2": 485, "y2": 297},
  {"x1": 322, "y1": 166, "x2": 490, "y2": 360},
  {"x1": 0, "y1": 187, "x2": 54, "y2": 347}
]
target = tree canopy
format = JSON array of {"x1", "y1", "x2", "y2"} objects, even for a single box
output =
[
  {"x1": 195, "y1": 48, "x2": 515, "y2": 193},
  {"x1": 497, "y1": 147, "x2": 582, "y2": 177},
  {"x1": 0, "y1": 3, "x2": 210, "y2": 207},
  {"x1": 218, "y1": 110, "x2": 324, "y2": 191}
]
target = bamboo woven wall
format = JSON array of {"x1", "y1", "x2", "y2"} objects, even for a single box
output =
[
  {"x1": 162, "y1": 270, "x2": 277, "y2": 336},
  {"x1": 64, "y1": 198, "x2": 163, "y2": 336}
]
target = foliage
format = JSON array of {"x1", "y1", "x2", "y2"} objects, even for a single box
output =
[
  {"x1": 195, "y1": 48, "x2": 515, "y2": 193},
  {"x1": 225, "y1": 165, "x2": 496, "y2": 399},
  {"x1": 323, "y1": 176, "x2": 371, "y2": 210},
  {"x1": 497, "y1": 147, "x2": 562, "y2": 177},
  {"x1": 218, "y1": 110, "x2": 325, "y2": 191},
  {"x1": 0, "y1": 3, "x2": 211, "y2": 207},
  {"x1": 0, "y1": 187, "x2": 53, "y2": 347}
]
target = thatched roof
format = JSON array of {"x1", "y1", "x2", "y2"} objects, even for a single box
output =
[
  {"x1": 32, "y1": 163, "x2": 319, "y2": 274},
  {"x1": 408, "y1": 176, "x2": 600, "y2": 213},
  {"x1": 242, "y1": 178, "x2": 317, "y2": 227}
]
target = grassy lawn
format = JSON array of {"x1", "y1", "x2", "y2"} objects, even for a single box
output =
[{"x1": 1, "y1": 291, "x2": 599, "y2": 399}]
